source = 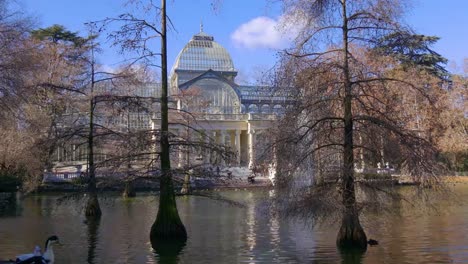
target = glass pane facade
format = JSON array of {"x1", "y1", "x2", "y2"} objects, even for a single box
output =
[
  {"x1": 170, "y1": 30, "x2": 293, "y2": 116},
  {"x1": 172, "y1": 32, "x2": 235, "y2": 73},
  {"x1": 183, "y1": 78, "x2": 240, "y2": 114}
]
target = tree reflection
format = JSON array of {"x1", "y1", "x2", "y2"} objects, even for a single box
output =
[
  {"x1": 152, "y1": 238, "x2": 186, "y2": 264},
  {"x1": 339, "y1": 248, "x2": 365, "y2": 264},
  {"x1": 85, "y1": 217, "x2": 100, "y2": 264},
  {"x1": 0, "y1": 192, "x2": 20, "y2": 216}
]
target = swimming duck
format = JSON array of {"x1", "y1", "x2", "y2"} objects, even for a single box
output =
[{"x1": 0, "y1": 235, "x2": 60, "y2": 264}]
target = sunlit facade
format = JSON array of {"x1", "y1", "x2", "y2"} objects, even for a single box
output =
[
  {"x1": 48, "y1": 28, "x2": 291, "y2": 180},
  {"x1": 164, "y1": 29, "x2": 292, "y2": 168}
]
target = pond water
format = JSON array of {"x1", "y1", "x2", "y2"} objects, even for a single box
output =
[{"x1": 0, "y1": 185, "x2": 468, "y2": 264}]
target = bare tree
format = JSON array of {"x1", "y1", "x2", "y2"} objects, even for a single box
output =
[
  {"x1": 94, "y1": 0, "x2": 188, "y2": 242},
  {"x1": 272, "y1": 0, "x2": 447, "y2": 250},
  {"x1": 437, "y1": 68, "x2": 467, "y2": 173},
  {"x1": 94, "y1": 0, "x2": 238, "y2": 243},
  {"x1": 151, "y1": 0, "x2": 187, "y2": 241},
  {"x1": 0, "y1": 1, "x2": 56, "y2": 189},
  {"x1": 29, "y1": 23, "x2": 153, "y2": 217}
]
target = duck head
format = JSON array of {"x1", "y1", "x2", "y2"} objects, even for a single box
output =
[
  {"x1": 43, "y1": 235, "x2": 60, "y2": 264},
  {"x1": 45, "y1": 235, "x2": 60, "y2": 249}
]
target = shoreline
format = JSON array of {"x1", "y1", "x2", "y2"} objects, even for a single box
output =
[
  {"x1": 36, "y1": 176, "x2": 273, "y2": 193},
  {"x1": 3, "y1": 175, "x2": 467, "y2": 194}
]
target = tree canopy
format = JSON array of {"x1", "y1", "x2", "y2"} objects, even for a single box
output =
[
  {"x1": 31, "y1": 24, "x2": 93, "y2": 47},
  {"x1": 271, "y1": 0, "x2": 450, "y2": 251},
  {"x1": 374, "y1": 32, "x2": 449, "y2": 79}
]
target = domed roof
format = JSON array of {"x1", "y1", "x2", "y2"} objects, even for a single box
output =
[{"x1": 172, "y1": 30, "x2": 235, "y2": 72}]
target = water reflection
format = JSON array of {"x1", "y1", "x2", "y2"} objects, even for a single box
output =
[
  {"x1": 85, "y1": 217, "x2": 100, "y2": 264},
  {"x1": 339, "y1": 248, "x2": 365, "y2": 264},
  {"x1": 0, "y1": 187, "x2": 467, "y2": 263},
  {"x1": 246, "y1": 192, "x2": 256, "y2": 252},
  {"x1": 152, "y1": 238, "x2": 186, "y2": 264},
  {"x1": 0, "y1": 192, "x2": 20, "y2": 217}
]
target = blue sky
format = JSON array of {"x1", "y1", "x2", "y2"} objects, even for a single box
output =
[{"x1": 18, "y1": 0, "x2": 468, "y2": 82}]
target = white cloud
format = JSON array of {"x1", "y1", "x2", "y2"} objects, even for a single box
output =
[
  {"x1": 231, "y1": 15, "x2": 303, "y2": 50},
  {"x1": 99, "y1": 64, "x2": 118, "y2": 74}
]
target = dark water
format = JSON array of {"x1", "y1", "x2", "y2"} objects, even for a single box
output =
[{"x1": 0, "y1": 185, "x2": 468, "y2": 264}]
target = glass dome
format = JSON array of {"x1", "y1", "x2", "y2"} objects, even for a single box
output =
[{"x1": 172, "y1": 31, "x2": 235, "y2": 72}]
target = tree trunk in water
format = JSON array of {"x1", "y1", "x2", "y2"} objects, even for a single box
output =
[
  {"x1": 85, "y1": 158, "x2": 101, "y2": 218},
  {"x1": 150, "y1": 172, "x2": 187, "y2": 242},
  {"x1": 123, "y1": 181, "x2": 136, "y2": 198},
  {"x1": 85, "y1": 60, "x2": 101, "y2": 218},
  {"x1": 336, "y1": 0, "x2": 367, "y2": 250},
  {"x1": 336, "y1": 207, "x2": 367, "y2": 250},
  {"x1": 150, "y1": 0, "x2": 187, "y2": 244},
  {"x1": 85, "y1": 193, "x2": 101, "y2": 218}
]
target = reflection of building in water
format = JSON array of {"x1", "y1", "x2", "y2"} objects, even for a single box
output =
[
  {"x1": 50, "y1": 27, "x2": 293, "y2": 177},
  {"x1": 245, "y1": 192, "x2": 257, "y2": 252}
]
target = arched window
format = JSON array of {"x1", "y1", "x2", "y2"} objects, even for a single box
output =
[
  {"x1": 273, "y1": 105, "x2": 284, "y2": 114},
  {"x1": 185, "y1": 78, "x2": 240, "y2": 114},
  {"x1": 241, "y1": 104, "x2": 247, "y2": 113},
  {"x1": 261, "y1": 104, "x2": 270, "y2": 113},
  {"x1": 248, "y1": 104, "x2": 258, "y2": 113}
]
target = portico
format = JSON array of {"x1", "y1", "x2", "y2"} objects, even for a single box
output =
[{"x1": 163, "y1": 113, "x2": 273, "y2": 168}]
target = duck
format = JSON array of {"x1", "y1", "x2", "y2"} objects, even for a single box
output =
[
  {"x1": 0, "y1": 235, "x2": 60, "y2": 264},
  {"x1": 368, "y1": 238, "x2": 379, "y2": 246}
]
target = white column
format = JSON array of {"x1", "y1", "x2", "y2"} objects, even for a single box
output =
[
  {"x1": 203, "y1": 130, "x2": 210, "y2": 164},
  {"x1": 235, "y1": 130, "x2": 241, "y2": 166},
  {"x1": 212, "y1": 130, "x2": 218, "y2": 164},
  {"x1": 219, "y1": 130, "x2": 226, "y2": 166},
  {"x1": 150, "y1": 117, "x2": 157, "y2": 170},
  {"x1": 176, "y1": 129, "x2": 183, "y2": 168},
  {"x1": 248, "y1": 129, "x2": 256, "y2": 169},
  {"x1": 219, "y1": 130, "x2": 226, "y2": 145},
  {"x1": 184, "y1": 129, "x2": 190, "y2": 167}
]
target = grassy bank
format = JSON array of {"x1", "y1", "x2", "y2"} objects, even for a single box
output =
[{"x1": 442, "y1": 175, "x2": 468, "y2": 183}]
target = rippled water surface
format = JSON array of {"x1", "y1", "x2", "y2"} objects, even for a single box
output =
[{"x1": 0, "y1": 185, "x2": 468, "y2": 263}]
